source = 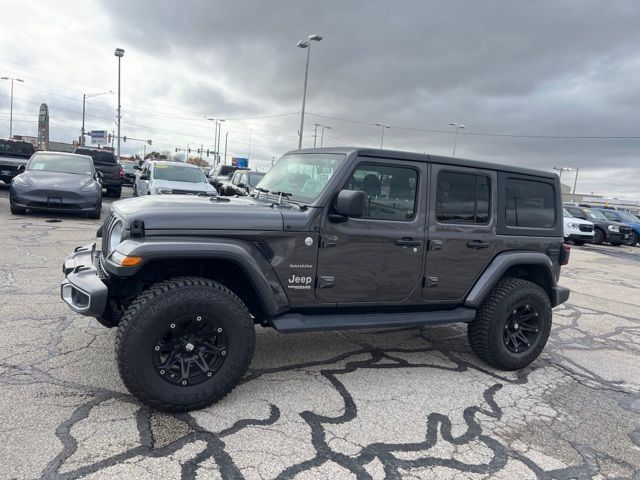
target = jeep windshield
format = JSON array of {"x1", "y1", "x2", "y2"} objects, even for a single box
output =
[{"x1": 255, "y1": 153, "x2": 346, "y2": 203}]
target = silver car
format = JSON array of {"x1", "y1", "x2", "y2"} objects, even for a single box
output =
[{"x1": 134, "y1": 161, "x2": 216, "y2": 196}]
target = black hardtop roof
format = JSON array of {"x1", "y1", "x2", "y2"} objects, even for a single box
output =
[{"x1": 288, "y1": 147, "x2": 557, "y2": 180}]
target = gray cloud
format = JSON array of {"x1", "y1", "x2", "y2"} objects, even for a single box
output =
[{"x1": 2, "y1": 0, "x2": 639, "y2": 195}]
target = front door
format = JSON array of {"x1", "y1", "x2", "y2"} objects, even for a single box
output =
[
  {"x1": 315, "y1": 159, "x2": 426, "y2": 304},
  {"x1": 423, "y1": 165, "x2": 497, "y2": 303}
]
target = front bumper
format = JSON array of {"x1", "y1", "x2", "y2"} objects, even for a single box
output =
[
  {"x1": 60, "y1": 243, "x2": 109, "y2": 317},
  {"x1": 566, "y1": 233, "x2": 594, "y2": 242},
  {"x1": 605, "y1": 232, "x2": 629, "y2": 243},
  {"x1": 12, "y1": 191, "x2": 100, "y2": 213}
]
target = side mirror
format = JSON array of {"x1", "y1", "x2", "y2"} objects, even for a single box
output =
[
  {"x1": 17, "y1": 164, "x2": 25, "y2": 172},
  {"x1": 133, "y1": 165, "x2": 141, "y2": 171},
  {"x1": 237, "y1": 182, "x2": 246, "y2": 188},
  {"x1": 139, "y1": 174, "x2": 149, "y2": 181},
  {"x1": 95, "y1": 171, "x2": 104, "y2": 183},
  {"x1": 333, "y1": 190, "x2": 366, "y2": 218}
]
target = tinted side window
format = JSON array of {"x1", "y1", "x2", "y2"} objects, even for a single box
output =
[
  {"x1": 505, "y1": 179, "x2": 555, "y2": 228},
  {"x1": 436, "y1": 172, "x2": 490, "y2": 224},
  {"x1": 345, "y1": 163, "x2": 417, "y2": 221},
  {"x1": 602, "y1": 211, "x2": 618, "y2": 221}
]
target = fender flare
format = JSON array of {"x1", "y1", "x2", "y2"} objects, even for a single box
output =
[
  {"x1": 104, "y1": 237, "x2": 289, "y2": 316},
  {"x1": 464, "y1": 251, "x2": 556, "y2": 308}
]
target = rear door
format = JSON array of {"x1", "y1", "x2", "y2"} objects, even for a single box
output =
[
  {"x1": 138, "y1": 163, "x2": 152, "y2": 195},
  {"x1": 423, "y1": 165, "x2": 497, "y2": 303}
]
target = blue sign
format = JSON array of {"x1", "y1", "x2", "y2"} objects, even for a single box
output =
[{"x1": 232, "y1": 157, "x2": 249, "y2": 168}]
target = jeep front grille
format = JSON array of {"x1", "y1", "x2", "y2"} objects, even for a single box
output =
[{"x1": 101, "y1": 210, "x2": 116, "y2": 254}]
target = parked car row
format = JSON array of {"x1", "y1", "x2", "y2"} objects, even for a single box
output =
[{"x1": 563, "y1": 203, "x2": 639, "y2": 246}]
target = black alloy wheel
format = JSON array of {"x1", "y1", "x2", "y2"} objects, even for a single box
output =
[
  {"x1": 591, "y1": 228, "x2": 604, "y2": 245},
  {"x1": 152, "y1": 315, "x2": 228, "y2": 387},
  {"x1": 625, "y1": 231, "x2": 638, "y2": 246},
  {"x1": 502, "y1": 304, "x2": 541, "y2": 354}
]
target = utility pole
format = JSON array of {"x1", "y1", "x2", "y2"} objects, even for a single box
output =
[
  {"x1": 248, "y1": 128, "x2": 252, "y2": 159},
  {"x1": 313, "y1": 123, "x2": 320, "y2": 147},
  {"x1": 320, "y1": 125, "x2": 331, "y2": 147},
  {"x1": 448, "y1": 122, "x2": 467, "y2": 158},
  {"x1": 375, "y1": 123, "x2": 390, "y2": 149}
]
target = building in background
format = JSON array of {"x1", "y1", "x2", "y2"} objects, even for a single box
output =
[{"x1": 37, "y1": 104, "x2": 49, "y2": 151}]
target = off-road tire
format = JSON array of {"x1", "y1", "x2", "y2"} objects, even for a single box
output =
[
  {"x1": 467, "y1": 277, "x2": 551, "y2": 371},
  {"x1": 591, "y1": 228, "x2": 604, "y2": 245},
  {"x1": 115, "y1": 276, "x2": 255, "y2": 412},
  {"x1": 10, "y1": 202, "x2": 26, "y2": 215}
]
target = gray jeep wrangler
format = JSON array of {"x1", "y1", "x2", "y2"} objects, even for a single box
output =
[{"x1": 61, "y1": 147, "x2": 570, "y2": 412}]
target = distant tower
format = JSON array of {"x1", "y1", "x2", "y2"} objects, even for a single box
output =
[{"x1": 38, "y1": 104, "x2": 49, "y2": 151}]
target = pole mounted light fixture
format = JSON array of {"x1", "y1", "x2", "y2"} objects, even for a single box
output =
[
  {"x1": 375, "y1": 123, "x2": 391, "y2": 149},
  {"x1": 205, "y1": 116, "x2": 225, "y2": 165},
  {"x1": 553, "y1": 166, "x2": 572, "y2": 181},
  {"x1": 296, "y1": 34, "x2": 323, "y2": 149},
  {"x1": 81, "y1": 90, "x2": 113, "y2": 146},
  {"x1": 448, "y1": 122, "x2": 467, "y2": 158},
  {"x1": 1, "y1": 76, "x2": 25, "y2": 138},
  {"x1": 114, "y1": 48, "x2": 125, "y2": 162}
]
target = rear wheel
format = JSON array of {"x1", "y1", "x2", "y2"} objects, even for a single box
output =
[
  {"x1": 468, "y1": 278, "x2": 551, "y2": 371},
  {"x1": 108, "y1": 187, "x2": 122, "y2": 198},
  {"x1": 591, "y1": 228, "x2": 604, "y2": 245},
  {"x1": 115, "y1": 277, "x2": 255, "y2": 412}
]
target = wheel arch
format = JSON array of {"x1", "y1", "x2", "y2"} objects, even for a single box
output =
[
  {"x1": 105, "y1": 238, "x2": 290, "y2": 319},
  {"x1": 465, "y1": 252, "x2": 557, "y2": 308}
]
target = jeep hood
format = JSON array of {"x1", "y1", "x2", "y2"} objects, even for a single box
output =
[{"x1": 112, "y1": 195, "x2": 284, "y2": 231}]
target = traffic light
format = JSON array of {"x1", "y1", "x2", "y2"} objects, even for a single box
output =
[
  {"x1": 197, "y1": 149, "x2": 201, "y2": 154},
  {"x1": 123, "y1": 136, "x2": 127, "y2": 142},
  {"x1": 148, "y1": 139, "x2": 152, "y2": 145},
  {"x1": 188, "y1": 148, "x2": 191, "y2": 153},
  {"x1": 108, "y1": 133, "x2": 112, "y2": 143},
  {"x1": 175, "y1": 148, "x2": 178, "y2": 153}
]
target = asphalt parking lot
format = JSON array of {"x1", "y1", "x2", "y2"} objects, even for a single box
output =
[{"x1": 0, "y1": 184, "x2": 639, "y2": 480}]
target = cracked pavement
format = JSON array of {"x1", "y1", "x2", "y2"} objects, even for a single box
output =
[{"x1": 0, "y1": 185, "x2": 639, "y2": 479}]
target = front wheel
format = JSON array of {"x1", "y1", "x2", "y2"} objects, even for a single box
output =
[
  {"x1": 625, "y1": 231, "x2": 638, "y2": 246},
  {"x1": 467, "y1": 278, "x2": 551, "y2": 371},
  {"x1": 115, "y1": 277, "x2": 255, "y2": 412},
  {"x1": 591, "y1": 228, "x2": 604, "y2": 245}
]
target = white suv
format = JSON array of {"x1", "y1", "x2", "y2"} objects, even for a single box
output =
[
  {"x1": 134, "y1": 161, "x2": 216, "y2": 197},
  {"x1": 563, "y1": 208, "x2": 594, "y2": 245}
]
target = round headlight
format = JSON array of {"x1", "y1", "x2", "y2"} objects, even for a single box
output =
[
  {"x1": 607, "y1": 225, "x2": 619, "y2": 232},
  {"x1": 109, "y1": 221, "x2": 123, "y2": 253}
]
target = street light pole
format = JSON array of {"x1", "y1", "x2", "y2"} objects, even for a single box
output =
[
  {"x1": 313, "y1": 123, "x2": 320, "y2": 147},
  {"x1": 224, "y1": 131, "x2": 228, "y2": 164},
  {"x1": 448, "y1": 122, "x2": 467, "y2": 158},
  {"x1": 81, "y1": 91, "x2": 112, "y2": 146},
  {"x1": 296, "y1": 34, "x2": 323, "y2": 149},
  {"x1": 375, "y1": 123, "x2": 390, "y2": 149},
  {"x1": 1, "y1": 77, "x2": 24, "y2": 138},
  {"x1": 114, "y1": 48, "x2": 125, "y2": 162},
  {"x1": 572, "y1": 166, "x2": 580, "y2": 203}
]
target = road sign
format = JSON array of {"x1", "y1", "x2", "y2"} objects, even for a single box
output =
[
  {"x1": 90, "y1": 130, "x2": 107, "y2": 145},
  {"x1": 232, "y1": 157, "x2": 249, "y2": 168}
]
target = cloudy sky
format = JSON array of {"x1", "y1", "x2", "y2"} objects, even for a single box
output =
[{"x1": 1, "y1": 0, "x2": 639, "y2": 197}]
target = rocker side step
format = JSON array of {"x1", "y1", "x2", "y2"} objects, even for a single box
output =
[{"x1": 271, "y1": 307, "x2": 476, "y2": 333}]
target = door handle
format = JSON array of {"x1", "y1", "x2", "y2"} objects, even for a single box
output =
[
  {"x1": 395, "y1": 238, "x2": 422, "y2": 247},
  {"x1": 466, "y1": 240, "x2": 490, "y2": 249}
]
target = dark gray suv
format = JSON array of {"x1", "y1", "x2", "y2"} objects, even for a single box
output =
[{"x1": 60, "y1": 148, "x2": 570, "y2": 412}]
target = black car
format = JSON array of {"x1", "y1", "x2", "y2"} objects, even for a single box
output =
[
  {"x1": 10, "y1": 151, "x2": 102, "y2": 218},
  {"x1": 207, "y1": 164, "x2": 248, "y2": 190},
  {"x1": 0, "y1": 138, "x2": 36, "y2": 184},
  {"x1": 74, "y1": 147, "x2": 123, "y2": 198},
  {"x1": 61, "y1": 147, "x2": 570, "y2": 412},
  {"x1": 219, "y1": 170, "x2": 266, "y2": 196},
  {"x1": 564, "y1": 205, "x2": 631, "y2": 245},
  {"x1": 120, "y1": 162, "x2": 137, "y2": 186}
]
